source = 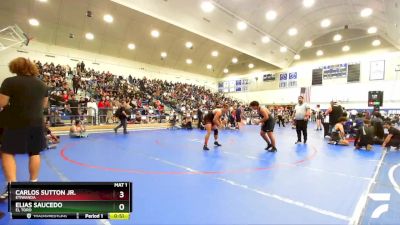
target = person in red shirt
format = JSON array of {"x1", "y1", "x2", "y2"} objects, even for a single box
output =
[
  {"x1": 98, "y1": 97, "x2": 106, "y2": 124},
  {"x1": 104, "y1": 97, "x2": 112, "y2": 124},
  {"x1": 62, "y1": 91, "x2": 69, "y2": 102}
]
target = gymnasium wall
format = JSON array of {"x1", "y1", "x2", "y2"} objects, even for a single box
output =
[
  {"x1": 224, "y1": 49, "x2": 400, "y2": 109},
  {"x1": 0, "y1": 41, "x2": 218, "y2": 90}
]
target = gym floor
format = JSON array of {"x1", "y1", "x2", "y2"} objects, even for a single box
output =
[{"x1": 0, "y1": 124, "x2": 399, "y2": 225}]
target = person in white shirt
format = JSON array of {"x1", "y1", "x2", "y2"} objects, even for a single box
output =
[
  {"x1": 293, "y1": 96, "x2": 311, "y2": 144},
  {"x1": 87, "y1": 98, "x2": 98, "y2": 125}
]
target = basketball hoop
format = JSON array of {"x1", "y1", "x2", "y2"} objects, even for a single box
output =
[{"x1": 0, "y1": 25, "x2": 30, "y2": 52}]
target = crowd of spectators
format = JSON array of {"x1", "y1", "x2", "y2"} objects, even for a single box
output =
[{"x1": 34, "y1": 60, "x2": 240, "y2": 127}]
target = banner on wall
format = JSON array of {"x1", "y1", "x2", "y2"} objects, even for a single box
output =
[
  {"x1": 322, "y1": 64, "x2": 348, "y2": 79},
  {"x1": 288, "y1": 72, "x2": 297, "y2": 88},
  {"x1": 217, "y1": 79, "x2": 249, "y2": 93},
  {"x1": 263, "y1": 74, "x2": 276, "y2": 81},
  {"x1": 279, "y1": 73, "x2": 288, "y2": 88},
  {"x1": 218, "y1": 82, "x2": 223, "y2": 93}
]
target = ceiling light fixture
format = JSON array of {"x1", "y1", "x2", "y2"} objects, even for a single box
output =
[
  {"x1": 151, "y1": 30, "x2": 160, "y2": 38},
  {"x1": 294, "y1": 54, "x2": 301, "y2": 60},
  {"x1": 127, "y1": 43, "x2": 135, "y2": 50},
  {"x1": 261, "y1": 36, "x2": 270, "y2": 43},
  {"x1": 372, "y1": 39, "x2": 381, "y2": 46},
  {"x1": 367, "y1": 26, "x2": 377, "y2": 34},
  {"x1": 333, "y1": 34, "x2": 342, "y2": 41},
  {"x1": 237, "y1": 21, "x2": 247, "y2": 31},
  {"x1": 206, "y1": 64, "x2": 212, "y2": 70},
  {"x1": 28, "y1": 18, "x2": 39, "y2": 26},
  {"x1": 211, "y1": 50, "x2": 219, "y2": 57},
  {"x1": 360, "y1": 8, "x2": 373, "y2": 17},
  {"x1": 223, "y1": 68, "x2": 229, "y2": 74},
  {"x1": 280, "y1": 46, "x2": 287, "y2": 53},
  {"x1": 37, "y1": 0, "x2": 48, "y2": 2},
  {"x1": 103, "y1": 14, "x2": 113, "y2": 23},
  {"x1": 161, "y1": 52, "x2": 167, "y2": 58},
  {"x1": 201, "y1": 1, "x2": 215, "y2": 13},
  {"x1": 342, "y1": 45, "x2": 350, "y2": 52},
  {"x1": 186, "y1": 59, "x2": 192, "y2": 64},
  {"x1": 304, "y1": 41, "x2": 312, "y2": 48},
  {"x1": 316, "y1": 50, "x2": 324, "y2": 56},
  {"x1": 265, "y1": 10, "x2": 277, "y2": 21},
  {"x1": 288, "y1": 28, "x2": 298, "y2": 36},
  {"x1": 248, "y1": 63, "x2": 254, "y2": 69},
  {"x1": 303, "y1": 0, "x2": 315, "y2": 8},
  {"x1": 320, "y1": 19, "x2": 331, "y2": 28},
  {"x1": 232, "y1": 57, "x2": 238, "y2": 63},
  {"x1": 85, "y1": 32, "x2": 94, "y2": 40},
  {"x1": 185, "y1": 41, "x2": 193, "y2": 49}
]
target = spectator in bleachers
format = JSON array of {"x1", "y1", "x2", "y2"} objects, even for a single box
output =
[
  {"x1": 72, "y1": 75, "x2": 80, "y2": 94},
  {"x1": 87, "y1": 98, "x2": 98, "y2": 125},
  {"x1": 66, "y1": 94, "x2": 79, "y2": 124}
]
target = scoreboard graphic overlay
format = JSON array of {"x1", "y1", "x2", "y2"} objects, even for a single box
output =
[{"x1": 8, "y1": 182, "x2": 132, "y2": 220}]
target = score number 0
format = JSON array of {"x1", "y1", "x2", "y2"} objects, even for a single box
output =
[{"x1": 118, "y1": 191, "x2": 125, "y2": 211}]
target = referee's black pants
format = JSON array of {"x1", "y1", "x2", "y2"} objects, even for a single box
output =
[{"x1": 296, "y1": 120, "x2": 308, "y2": 142}]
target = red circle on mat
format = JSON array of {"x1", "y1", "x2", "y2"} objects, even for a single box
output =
[{"x1": 60, "y1": 143, "x2": 318, "y2": 175}]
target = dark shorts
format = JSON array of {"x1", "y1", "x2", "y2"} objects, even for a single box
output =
[
  {"x1": 1, "y1": 126, "x2": 46, "y2": 155},
  {"x1": 388, "y1": 138, "x2": 400, "y2": 147},
  {"x1": 203, "y1": 113, "x2": 215, "y2": 125},
  {"x1": 261, "y1": 118, "x2": 275, "y2": 132}
]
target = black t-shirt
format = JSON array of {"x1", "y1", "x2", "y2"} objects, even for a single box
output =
[
  {"x1": 329, "y1": 105, "x2": 343, "y2": 125},
  {"x1": 0, "y1": 76, "x2": 48, "y2": 128},
  {"x1": 67, "y1": 99, "x2": 79, "y2": 113},
  {"x1": 117, "y1": 106, "x2": 127, "y2": 119},
  {"x1": 389, "y1": 127, "x2": 400, "y2": 138},
  {"x1": 72, "y1": 77, "x2": 80, "y2": 86}
]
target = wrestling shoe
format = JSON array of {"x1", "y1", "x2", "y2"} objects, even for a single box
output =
[
  {"x1": 268, "y1": 147, "x2": 277, "y2": 152},
  {"x1": 295, "y1": 140, "x2": 301, "y2": 144},
  {"x1": 265, "y1": 143, "x2": 272, "y2": 150},
  {"x1": 214, "y1": 141, "x2": 222, "y2": 147},
  {"x1": 0, "y1": 189, "x2": 8, "y2": 202},
  {"x1": 203, "y1": 145, "x2": 210, "y2": 151}
]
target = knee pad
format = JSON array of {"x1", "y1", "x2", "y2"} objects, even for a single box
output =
[{"x1": 214, "y1": 129, "x2": 218, "y2": 136}]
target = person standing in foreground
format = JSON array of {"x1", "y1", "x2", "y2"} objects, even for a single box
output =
[
  {"x1": 249, "y1": 101, "x2": 277, "y2": 152},
  {"x1": 325, "y1": 101, "x2": 343, "y2": 136},
  {"x1": 293, "y1": 96, "x2": 310, "y2": 144},
  {"x1": 203, "y1": 104, "x2": 228, "y2": 150},
  {"x1": 0, "y1": 57, "x2": 48, "y2": 201},
  {"x1": 114, "y1": 101, "x2": 129, "y2": 134}
]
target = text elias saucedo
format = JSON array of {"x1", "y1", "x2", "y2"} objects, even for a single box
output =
[{"x1": 14, "y1": 189, "x2": 76, "y2": 211}]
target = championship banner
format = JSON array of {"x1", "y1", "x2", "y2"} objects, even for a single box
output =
[
  {"x1": 279, "y1": 73, "x2": 287, "y2": 88},
  {"x1": 288, "y1": 72, "x2": 297, "y2": 87}
]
